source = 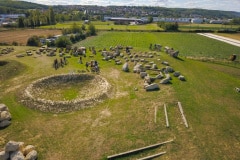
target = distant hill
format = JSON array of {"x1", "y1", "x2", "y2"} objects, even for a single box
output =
[
  {"x1": 0, "y1": 0, "x2": 239, "y2": 19},
  {"x1": 0, "y1": 0, "x2": 48, "y2": 14}
]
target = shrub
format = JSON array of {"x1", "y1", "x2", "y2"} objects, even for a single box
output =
[
  {"x1": 55, "y1": 36, "x2": 72, "y2": 48},
  {"x1": 27, "y1": 35, "x2": 40, "y2": 46}
]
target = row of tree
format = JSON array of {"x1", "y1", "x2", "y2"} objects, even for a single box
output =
[
  {"x1": 27, "y1": 22, "x2": 96, "y2": 48},
  {"x1": 18, "y1": 7, "x2": 55, "y2": 28}
]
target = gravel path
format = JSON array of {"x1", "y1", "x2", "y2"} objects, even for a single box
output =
[{"x1": 197, "y1": 33, "x2": 240, "y2": 47}]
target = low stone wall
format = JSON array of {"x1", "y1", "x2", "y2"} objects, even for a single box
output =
[{"x1": 19, "y1": 74, "x2": 112, "y2": 113}]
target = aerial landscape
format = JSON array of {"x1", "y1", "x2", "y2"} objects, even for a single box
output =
[{"x1": 0, "y1": 0, "x2": 240, "y2": 159}]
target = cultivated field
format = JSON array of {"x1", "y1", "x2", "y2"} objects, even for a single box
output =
[
  {"x1": 0, "y1": 31, "x2": 240, "y2": 159},
  {"x1": 40, "y1": 21, "x2": 240, "y2": 32},
  {"x1": 0, "y1": 29, "x2": 62, "y2": 45}
]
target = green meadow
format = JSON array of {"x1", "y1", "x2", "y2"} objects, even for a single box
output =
[
  {"x1": 0, "y1": 31, "x2": 240, "y2": 159},
  {"x1": 40, "y1": 21, "x2": 240, "y2": 32}
]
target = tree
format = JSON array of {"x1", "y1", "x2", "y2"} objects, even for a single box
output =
[
  {"x1": 87, "y1": 23, "x2": 96, "y2": 36},
  {"x1": 18, "y1": 17, "x2": 25, "y2": 28},
  {"x1": 157, "y1": 22, "x2": 179, "y2": 31},
  {"x1": 148, "y1": 16, "x2": 153, "y2": 23},
  {"x1": 27, "y1": 35, "x2": 40, "y2": 46},
  {"x1": 71, "y1": 23, "x2": 82, "y2": 34},
  {"x1": 55, "y1": 36, "x2": 72, "y2": 48},
  {"x1": 49, "y1": 7, "x2": 56, "y2": 25}
]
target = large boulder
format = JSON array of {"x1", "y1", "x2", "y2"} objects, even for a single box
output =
[
  {"x1": 23, "y1": 145, "x2": 35, "y2": 156},
  {"x1": 133, "y1": 64, "x2": 144, "y2": 73},
  {"x1": 160, "y1": 78, "x2": 170, "y2": 84},
  {"x1": 0, "y1": 104, "x2": 7, "y2": 111},
  {"x1": 0, "y1": 151, "x2": 9, "y2": 160},
  {"x1": 152, "y1": 64, "x2": 158, "y2": 69},
  {"x1": 155, "y1": 72, "x2": 164, "y2": 79},
  {"x1": 25, "y1": 150, "x2": 38, "y2": 160},
  {"x1": 145, "y1": 83, "x2": 160, "y2": 91},
  {"x1": 165, "y1": 66, "x2": 174, "y2": 73},
  {"x1": 5, "y1": 141, "x2": 21, "y2": 152},
  {"x1": 0, "y1": 111, "x2": 11, "y2": 121},
  {"x1": 10, "y1": 151, "x2": 25, "y2": 160},
  {"x1": 140, "y1": 72, "x2": 147, "y2": 79},
  {"x1": 122, "y1": 63, "x2": 129, "y2": 72},
  {"x1": 0, "y1": 120, "x2": 11, "y2": 128},
  {"x1": 173, "y1": 71, "x2": 181, "y2": 77},
  {"x1": 178, "y1": 75, "x2": 186, "y2": 81}
]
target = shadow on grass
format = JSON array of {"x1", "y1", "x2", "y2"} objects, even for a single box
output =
[{"x1": 0, "y1": 61, "x2": 9, "y2": 66}]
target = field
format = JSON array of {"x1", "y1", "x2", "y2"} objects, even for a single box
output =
[
  {"x1": 215, "y1": 33, "x2": 240, "y2": 41},
  {"x1": 0, "y1": 31, "x2": 240, "y2": 160},
  {"x1": 0, "y1": 29, "x2": 62, "y2": 45},
  {"x1": 39, "y1": 21, "x2": 240, "y2": 32}
]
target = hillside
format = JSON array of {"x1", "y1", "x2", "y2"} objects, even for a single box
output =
[
  {"x1": 0, "y1": 1, "x2": 239, "y2": 19},
  {"x1": 0, "y1": 0, "x2": 48, "y2": 14}
]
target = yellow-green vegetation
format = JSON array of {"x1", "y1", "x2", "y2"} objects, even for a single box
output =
[
  {"x1": 179, "y1": 23, "x2": 240, "y2": 31},
  {"x1": 39, "y1": 21, "x2": 240, "y2": 32},
  {"x1": 0, "y1": 32, "x2": 240, "y2": 159},
  {"x1": 215, "y1": 33, "x2": 240, "y2": 41}
]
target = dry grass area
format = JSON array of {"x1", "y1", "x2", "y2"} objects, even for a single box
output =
[
  {"x1": 215, "y1": 33, "x2": 240, "y2": 41},
  {"x1": 0, "y1": 29, "x2": 62, "y2": 45}
]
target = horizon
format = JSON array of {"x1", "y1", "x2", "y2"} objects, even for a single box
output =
[{"x1": 20, "y1": 0, "x2": 240, "y2": 12}]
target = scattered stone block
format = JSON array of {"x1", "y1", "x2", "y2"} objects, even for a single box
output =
[
  {"x1": 25, "y1": 150, "x2": 38, "y2": 160},
  {"x1": 152, "y1": 64, "x2": 158, "y2": 69},
  {"x1": 145, "y1": 83, "x2": 160, "y2": 91},
  {"x1": 173, "y1": 71, "x2": 181, "y2": 77},
  {"x1": 161, "y1": 61, "x2": 169, "y2": 66},
  {"x1": 178, "y1": 75, "x2": 186, "y2": 81},
  {"x1": 140, "y1": 72, "x2": 147, "y2": 79},
  {"x1": 165, "y1": 66, "x2": 174, "y2": 73},
  {"x1": 10, "y1": 151, "x2": 25, "y2": 160},
  {"x1": 122, "y1": 62, "x2": 129, "y2": 72}
]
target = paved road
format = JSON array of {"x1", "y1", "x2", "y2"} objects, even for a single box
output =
[{"x1": 197, "y1": 33, "x2": 240, "y2": 47}]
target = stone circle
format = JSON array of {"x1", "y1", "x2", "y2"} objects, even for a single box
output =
[{"x1": 20, "y1": 74, "x2": 111, "y2": 113}]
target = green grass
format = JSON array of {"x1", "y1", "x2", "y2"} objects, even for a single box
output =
[
  {"x1": 76, "y1": 31, "x2": 240, "y2": 60},
  {"x1": 39, "y1": 21, "x2": 240, "y2": 32},
  {"x1": 0, "y1": 32, "x2": 240, "y2": 159},
  {"x1": 179, "y1": 23, "x2": 240, "y2": 31}
]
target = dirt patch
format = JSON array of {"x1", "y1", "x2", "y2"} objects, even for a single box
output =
[{"x1": 0, "y1": 29, "x2": 61, "y2": 45}]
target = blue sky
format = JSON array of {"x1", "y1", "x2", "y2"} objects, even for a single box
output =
[{"x1": 21, "y1": 0, "x2": 240, "y2": 12}]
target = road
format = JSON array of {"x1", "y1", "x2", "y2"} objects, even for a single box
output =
[{"x1": 197, "y1": 33, "x2": 240, "y2": 47}]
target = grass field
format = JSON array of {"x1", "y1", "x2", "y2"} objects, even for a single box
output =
[
  {"x1": 179, "y1": 23, "x2": 240, "y2": 31},
  {"x1": 39, "y1": 21, "x2": 240, "y2": 32},
  {"x1": 0, "y1": 31, "x2": 240, "y2": 159}
]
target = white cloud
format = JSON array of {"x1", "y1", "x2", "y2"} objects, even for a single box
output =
[{"x1": 22, "y1": 0, "x2": 240, "y2": 12}]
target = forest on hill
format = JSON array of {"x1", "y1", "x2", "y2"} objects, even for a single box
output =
[{"x1": 0, "y1": 0, "x2": 240, "y2": 19}]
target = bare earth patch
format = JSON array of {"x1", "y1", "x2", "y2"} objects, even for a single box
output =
[{"x1": 0, "y1": 29, "x2": 61, "y2": 45}]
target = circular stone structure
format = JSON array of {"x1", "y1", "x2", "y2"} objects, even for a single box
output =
[{"x1": 20, "y1": 74, "x2": 111, "y2": 113}]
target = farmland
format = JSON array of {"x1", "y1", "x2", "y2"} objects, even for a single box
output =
[
  {"x1": 39, "y1": 21, "x2": 240, "y2": 32},
  {"x1": 0, "y1": 31, "x2": 240, "y2": 160},
  {"x1": 0, "y1": 29, "x2": 62, "y2": 45}
]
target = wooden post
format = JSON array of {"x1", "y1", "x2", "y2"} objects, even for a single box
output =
[
  {"x1": 107, "y1": 139, "x2": 173, "y2": 159},
  {"x1": 137, "y1": 151, "x2": 166, "y2": 160},
  {"x1": 177, "y1": 102, "x2": 189, "y2": 128},
  {"x1": 154, "y1": 106, "x2": 157, "y2": 123},
  {"x1": 164, "y1": 104, "x2": 169, "y2": 128}
]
